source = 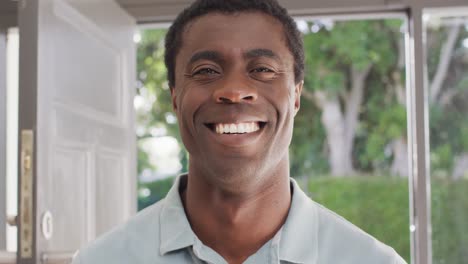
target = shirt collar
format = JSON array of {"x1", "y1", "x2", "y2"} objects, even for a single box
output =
[
  {"x1": 278, "y1": 178, "x2": 319, "y2": 264},
  {"x1": 159, "y1": 174, "x2": 196, "y2": 255},
  {"x1": 159, "y1": 175, "x2": 319, "y2": 264}
]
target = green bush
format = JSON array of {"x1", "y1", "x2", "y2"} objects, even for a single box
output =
[
  {"x1": 431, "y1": 178, "x2": 468, "y2": 264},
  {"x1": 304, "y1": 176, "x2": 468, "y2": 264},
  {"x1": 138, "y1": 177, "x2": 174, "y2": 211},
  {"x1": 304, "y1": 176, "x2": 411, "y2": 262},
  {"x1": 138, "y1": 176, "x2": 468, "y2": 264}
]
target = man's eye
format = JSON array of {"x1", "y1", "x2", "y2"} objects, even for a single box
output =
[
  {"x1": 251, "y1": 67, "x2": 274, "y2": 73},
  {"x1": 250, "y1": 67, "x2": 277, "y2": 80},
  {"x1": 193, "y1": 68, "x2": 219, "y2": 75}
]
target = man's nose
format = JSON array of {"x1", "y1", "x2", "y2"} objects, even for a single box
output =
[{"x1": 213, "y1": 78, "x2": 258, "y2": 104}]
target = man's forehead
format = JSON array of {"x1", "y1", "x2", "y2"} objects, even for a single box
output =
[
  {"x1": 177, "y1": 12, "x2": 290, "y2": 61},
  {"x1": 181, "y1": 11, "x2": 285, "y2": 41},
  {"x1": 184, "y1": 11, "x2": 280, "y2": 29}
]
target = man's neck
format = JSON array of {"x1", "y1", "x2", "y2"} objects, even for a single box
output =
[{"x1": 181, "y1": 163, "x2": 291, "y2": 264}]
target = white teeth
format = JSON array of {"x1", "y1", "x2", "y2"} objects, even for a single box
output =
[
  {"x1": 214, "y1": 122, "x2": 261, "y2": 134},
  {"x1": 238, "y1": 123, "x2": 245, "y2": 133},
  {"x1": 230, "y1": 124, "x2": 237, "y2": 133}
]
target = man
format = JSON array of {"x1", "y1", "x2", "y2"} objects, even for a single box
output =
[{"x1": 73, "y1": 0, "x2": 407, "y2": 263}]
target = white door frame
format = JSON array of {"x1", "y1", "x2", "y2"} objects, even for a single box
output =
[
  {"x1": 0, "y1": 0, "x2": 17, "y2": 258},
  {"x1": 0, "y1": 27, "x2": 7, "y2": 251}
]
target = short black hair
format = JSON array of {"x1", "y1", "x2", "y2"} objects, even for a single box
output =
[{"x1": 164, "y1": 0, "x2": 304, "y2": 88}]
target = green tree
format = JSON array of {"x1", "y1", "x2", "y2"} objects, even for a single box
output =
[
  {"x1": 135, "y1": 29, "x2": 187, "y2": 177},
  {"x1": 426, "y1": 19, "x2": 468, "y2": 179},
  {"x1": 295, "y1": 19, "x2": 404, "y2": 177}
]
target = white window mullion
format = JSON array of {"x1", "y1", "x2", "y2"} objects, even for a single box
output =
[{"x1": 405, "y1": 6, "x2": 432, "y2": 264}]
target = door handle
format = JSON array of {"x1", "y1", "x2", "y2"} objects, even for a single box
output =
[
  {"x1": 41, "y1": 252, "x2": 76, "y2": 264},
  {"x1": 6, "y1": 215, "x2": 17, "y2": 227}
]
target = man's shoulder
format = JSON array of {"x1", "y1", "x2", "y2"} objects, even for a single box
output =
[
  {"x1": 311, "y1": 200, "x2": 406, "y2": 263},
  {"x1": 72, "y1": 199, "x2": 165, "y2": 264}
]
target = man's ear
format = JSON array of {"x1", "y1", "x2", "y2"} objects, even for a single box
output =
[
  {"x1": 170, "y1": 87, "x2": 177, "y2": 111},
  {"x1": 294, "y1": 81, "x2": 303, "y2": 116}
]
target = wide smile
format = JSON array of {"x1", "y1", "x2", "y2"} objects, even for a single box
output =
[
  {"x1": 202, "y1": 121, "x2": 268, "y2": 148},
  {"x1": 204, "y1": 122, "x2": 267, "y2": 135}
]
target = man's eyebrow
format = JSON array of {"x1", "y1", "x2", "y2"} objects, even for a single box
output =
[
  {"x1": 188, "y1": 50, "x2": 224, "y2": 65},
  {"x1": 244, "y1": 49, "x2": 280, "y2": 61}
]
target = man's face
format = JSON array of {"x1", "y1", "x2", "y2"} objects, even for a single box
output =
[{"x1": 172, "y1": 12, "x2": 302, "y2": 184}]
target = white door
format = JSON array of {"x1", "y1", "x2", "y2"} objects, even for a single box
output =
[{"x1": 17, "y1": 0, "x2": 136, "y2": 263}]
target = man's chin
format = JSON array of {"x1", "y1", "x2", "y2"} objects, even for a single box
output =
[
  {"x1": 201, "y1": 164, "x2": 265, "y2": 194},
  {"x1": 201, "y1": 154, "x2": 261, "y2": 174},
  {"x1": 198, "y1": 143, "x2": 269, "y2": 167}
]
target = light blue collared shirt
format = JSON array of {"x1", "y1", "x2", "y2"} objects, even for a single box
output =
[{"x1": 73, "y1": 175, "x2": 407, "y2": 264}]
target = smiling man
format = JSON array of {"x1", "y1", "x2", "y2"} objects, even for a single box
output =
[{"x1": 72, "y1": 0, "x2": 407, "y2": 263}]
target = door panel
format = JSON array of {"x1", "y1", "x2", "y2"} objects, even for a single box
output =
[
  {"x1": 17, "y1": 0, "x2": 136, "y2": 262},
  {"x1": 49, "y1": 144, "x2": 90, "y2": 250}
]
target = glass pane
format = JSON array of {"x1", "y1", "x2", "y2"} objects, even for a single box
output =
[
  {"x1": 134, "y1": 28, "x2": 185, "y2": 211},
  {"x1": 135, "y1": 18, "x2": 410, "y2": 261},
  {"x1": 425, "y1": 13, "x2": 468, "y2": 264},
  {"x1": 292, "y1": 18, "x2": 410, "y2": 261}
]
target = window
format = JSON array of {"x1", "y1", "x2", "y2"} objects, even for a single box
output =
[
  {"x1": 292, "y1": 16, "x2": 410, "y2": 261},
  {"x1": 134, "y1": 27, "x2": 184, "y2": 211},
  {"x1": 135, "y1": 16, "x2": 411, "y2": 261},
  {"x1": 424, "y1": 12, "x2": 468, "y2": 264}
]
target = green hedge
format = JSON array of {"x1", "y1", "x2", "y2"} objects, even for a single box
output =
[
  {"x1": 138, "y1": 176, "x2": 468, "y2": 264},
  {"x1": 304, "y1": 176, "x2": 411, "y2": 262},
  {"x1": 138, "y1": 177, "x2": 174, "y2": 210},
  {"x1": 304, "y1": 176, "x2": 468, "y2": 264},
  {"x1": 430, "y1": 177, "x2": 468, "y2": 264}
]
